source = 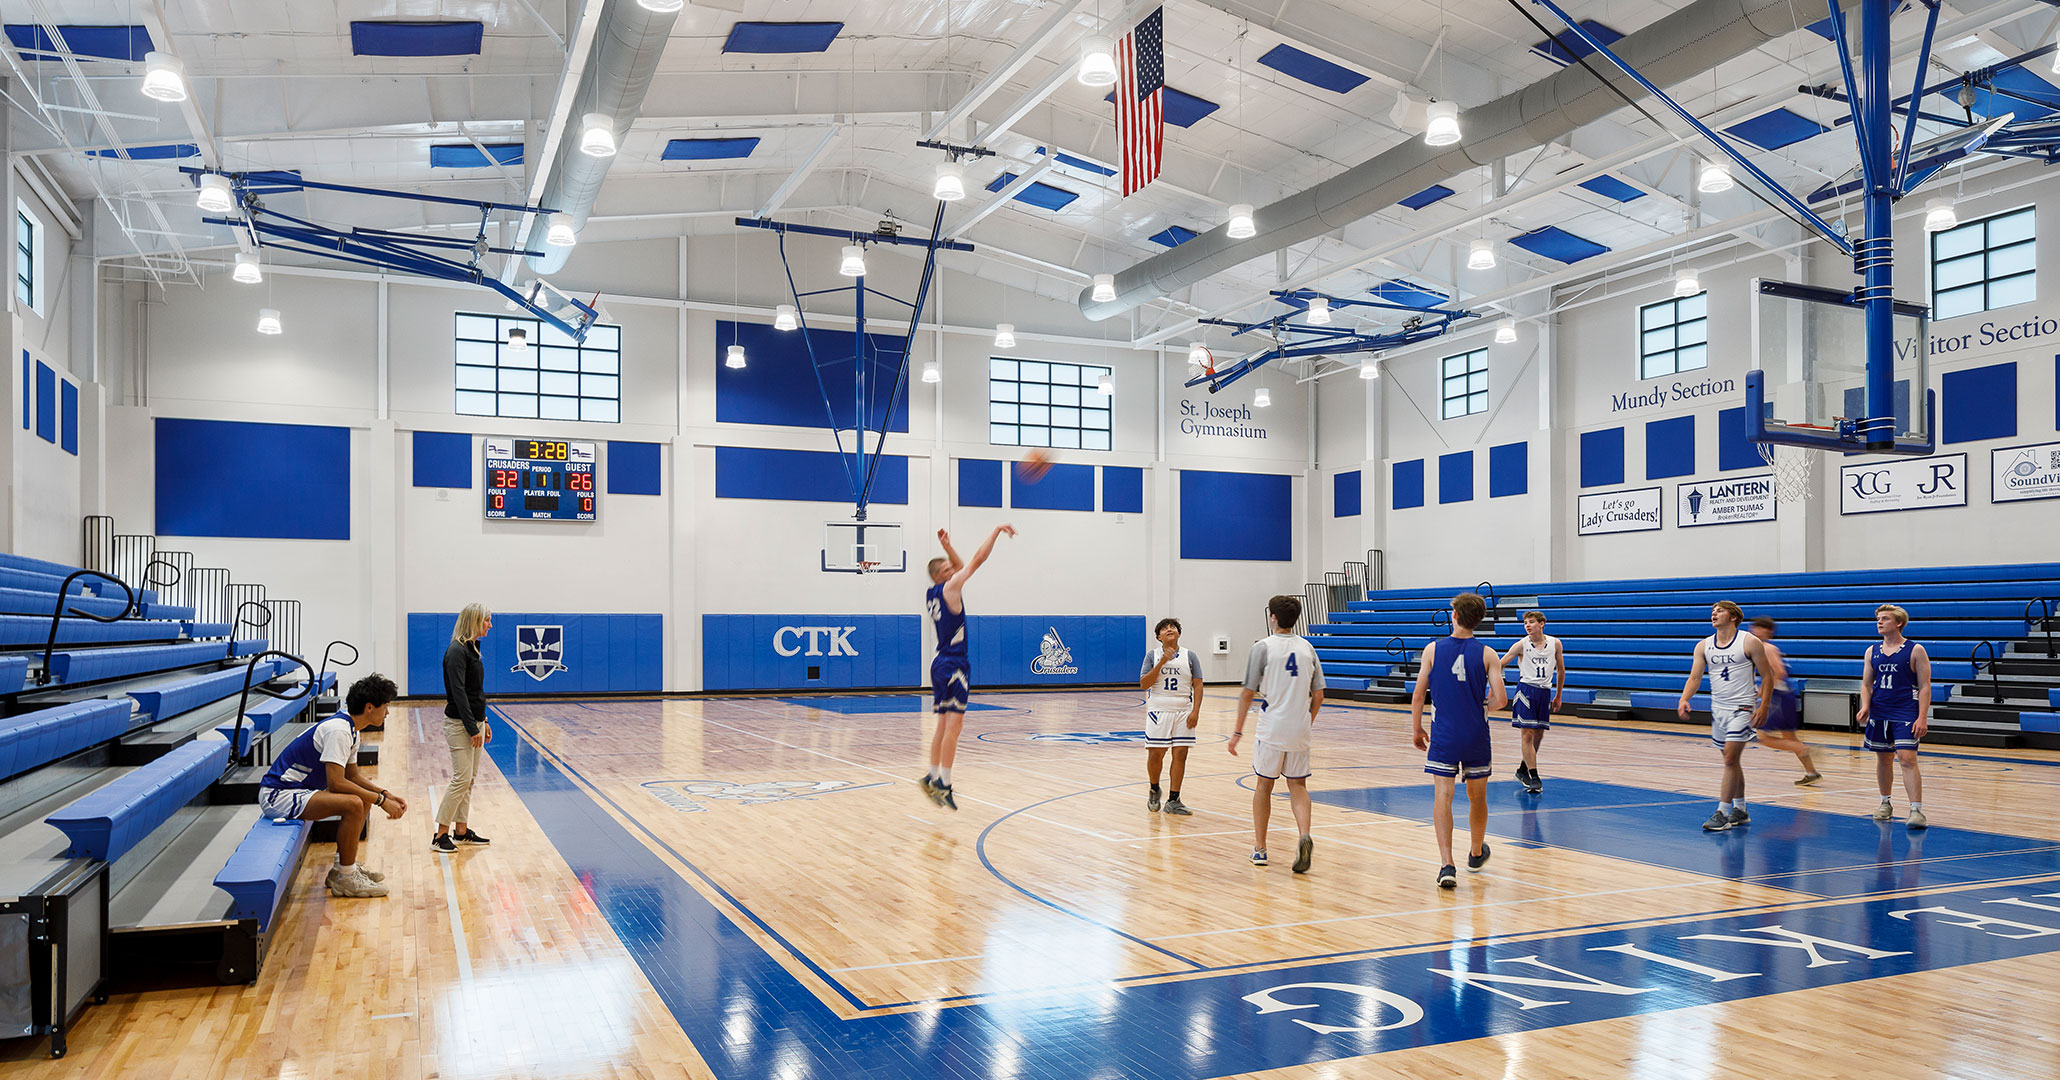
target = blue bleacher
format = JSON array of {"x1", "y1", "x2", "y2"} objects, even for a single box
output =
[
  {"x1": 0, "y1": 698, "x2": 133, "y2": 781},
  {"x1": 183, "y1": 621, "x2": 232, "y2": 639},
  {"x1": 0, "y1": 614, "x2": 184, "y2": 649},
  {"x1": 45, "y1": 738, "x2": 231, "y2": 862},
  {"x1": 0, "y1": 586, "x2": 131, "y2": 619},
  {"x1": 48, "y1": 641, "x2": 240, "y2": 685},
  {"x1": 130, "y1": 661, "x2": 288, "y2": 722},
  {"x1": 214, "y1": 673, "x2": 330, "y2": 750},
  {"x1": 0, "y1": 656, "x2": 25, "y2": 694},
  {"x1": 214, "y1": 819, "x2": 311, "y2": 930},
  {"x1": 228, "y1": 638, "x2": 270, "y2": 658},
  {"x1": 139, "y1": 603, "x2": 197, "y2": 621}
]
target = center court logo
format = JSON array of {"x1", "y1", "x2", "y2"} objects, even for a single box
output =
[
  {"x1": 512, "y1": 625, "x2": 568, "y2": 682},
  {"x1": 640, "y1": 779, "x2": 888, "y2": 813},
  {"x1": 1030, "y1": 627, "x2": 1079, "y2": 675}
]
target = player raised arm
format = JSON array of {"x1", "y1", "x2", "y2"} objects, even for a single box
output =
[
  {"x1": 1911, "y1": 642, "x2": 1932, "y2": 738},
  {"x1": 943, "y1": 524, "x2": 1016, "y2": 607},
  {"x1": 1677, "y1": 641, "x2": 1709, "y2": 721},
  {"x1": 1409, "y1": 642, "x2": 1435, "y2": 750},
  {"x1": 1856, "y1": 643, "x2": 1877, "y2": 724},
  {"x1": 935, "y1": 528, "x2": 965, "y2": 575}
]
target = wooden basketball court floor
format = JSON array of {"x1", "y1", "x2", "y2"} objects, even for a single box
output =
[{"x1": 12, "y1": 689, "x2": 2060, "y2": 1079}]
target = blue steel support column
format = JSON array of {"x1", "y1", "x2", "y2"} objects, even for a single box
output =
[
  {"x1": 1860, "y1": 0, "x2": 1897, "y2": 450},
  {"x1": 853, "y1": 268, "x2": 870, "y2": 521}
]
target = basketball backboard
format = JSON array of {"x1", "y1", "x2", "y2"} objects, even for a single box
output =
[
  {"x1": 1747, "y1": 278, "x2": 1935, "y2": 455},
  {"x1": 823, "y1": 521, "x2": 905, "y2": 574}
]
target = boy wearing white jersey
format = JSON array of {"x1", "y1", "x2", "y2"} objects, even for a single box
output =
[
  {"x1": 1501, "y1": 611, "x2": 1565, "y2": 794},
  {"x1": 1140, "y1": 617, "x2": 1204, "y2": 815},
  {"x1": 1677, "y1": 600, "x2": 1775, "y2": 832},
  {"x1": 1229, "y1": 595, "x2": 1325, "y2": 874}
]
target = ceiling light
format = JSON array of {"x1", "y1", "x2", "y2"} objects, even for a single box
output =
[
  {"x1": 636, "y1": 0, "x2": 684, "y2": 10},
  {"x1": 1923, "y1": 197, "x2": 1958, "y2": 233},
  {"x1": 1495, "y1": 317, "x2": 1517, "y2": 344},
  {"x1": 1306, "y1": 296, "x2": 1331, "y2": 324},
  {"x1": 545, "y1": 213, "x2": 578, "y2": 247},
  {"x1": 1078, "y1": 34, "x2": 1118, "y2": 87},
  {"x1": 1468, "y1": 238, "x2": 1497, "y2": 271},
  {"x1": 232, "y1": 251, "x2": 262, "y2": 285},
  {"x1": 994, "y1": 322, "x2": 1016, "y2": 349},
  {"x1": 195, "y1": 173, "x2": 234, "y2": 214},
  {"x1": 580, "y1": 112, "x2": 617, "y2": 158},
  {"x1": 140, "y1": 51, "x2": 188, "y2": 103},
  {"x1": 1674, "y1": 268, "x2": 1701, "y2": 297},
  {"x1": 1097, "y1": 372, "x2": 1114, "y2": 395},
  {"x1": 933, "y1": 161, "x2": 966, "y2": 201},
  {"x1": 1187, "y1": 341, "x2": 1209, "y2": 367},
  {"x1": 1360, "y1": 360, "x2": 1380, "y2": 380},
  {"x1": 1697, "y1": 159, "x2": 1733, "y2": 193},
  {"x1": 255, "y1": 308, "x2": 281, "y2": 336},
  {"x1": 922, "y1": 361, "x2": 941, "y2": 383},
  {"x1": 839, "y1": 245, "x2": 867, "y2": 277},
  {"x1": 774, "y1": 304, "x2": 798, "y2": 331},
  {"x1": 1091, "y1": 273, "x2": 1115, "y2": 302},
  {"x1": 506, "y1": 327, "x2": 529, "y2": 352},
  {"x1": 1254, "y1": 386, "x2": 1272, "y2": 408},
  {"x1": 1227, "y1": 203, "x2": 1256, "y2": 239},
  {"x1": 1424, "y1": 101, "x2": 1461, "y2": 147},
  {"x1": 726, "y1": 344, "x2": 747, "y2": 369}
]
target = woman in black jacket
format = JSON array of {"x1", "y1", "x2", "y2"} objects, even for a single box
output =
[{"x1": 433, "y1": 603, "x2": 493, "y2": 853}]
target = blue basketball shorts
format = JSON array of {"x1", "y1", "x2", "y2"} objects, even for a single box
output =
[
  {"x1": 1511, "y1": 684, "x2": 1554, "y2": 730},
  {"x1": 1864, "y1": 714, "x2": 1920, "y2": 752},
  {"x1": 1762, "y1": 688, "x2": 1801, "y2": 732},
  {"x1": 931, "y1": 656, "x2": 970, "y2": 713},
  {"x1": 1425, "y1": 718, "x2": 1492, "y2": 780}
]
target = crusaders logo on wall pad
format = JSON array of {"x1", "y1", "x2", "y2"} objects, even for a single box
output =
[{"x1": 512, "y1": 625, "x2": 569, "y2": 682}]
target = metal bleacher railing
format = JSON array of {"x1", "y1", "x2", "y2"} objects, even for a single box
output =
[{"x1": 2029, "y1": 597, "x2": 2056, "y2": 660}]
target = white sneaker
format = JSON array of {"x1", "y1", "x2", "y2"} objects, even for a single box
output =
[
  {"x1": 1872, "y1": 801, "x2": 1894, "y2": 822},
  {"x1": 328, "y1": 863, "x2": 386, "y2": 885},
  {"x1": 328, "y1": 866, "x2": 389, "y2": 898}
]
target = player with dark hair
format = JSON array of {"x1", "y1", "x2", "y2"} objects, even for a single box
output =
[
  {"x1": 1140, "y1": 617, "x2": 1204, "y2": 815},
  {"x1": 921, "y1": 524, "x2": 1015, "y2": 810},
  {"x1": 1501, "y1": 610, "x2": 1564, "y2": 793},
  {"x1": 1231, "y1": 595, "x2": 1324, "y2": 873},
  {"x1": 1411, "y1": 593, "x2": 1506, "y2": 888},
  {"x1": 1679, "y1": 601, "x2": 1775, "y2": 832},
  {"x1": 257, "y1": 673, "x2": 407, "y2": 898},
  {"x1": 1749, "y1": 617, "x2": 1821, "y2": 786},
  {"x1": 1861, "y1": 605, "x2": 1932, "y2": 829}
]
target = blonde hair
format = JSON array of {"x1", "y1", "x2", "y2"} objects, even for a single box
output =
[
  {"x1": 1876, "y1": 604, "x2": 1909, "y2": 627},
  {"x1": 452, "y1": 603, "x2": 492, "y2": 643}
]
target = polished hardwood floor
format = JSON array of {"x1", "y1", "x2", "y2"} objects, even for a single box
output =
[{"x1": 9, "y1": 689, "x2": 2059, "y2": 1079}]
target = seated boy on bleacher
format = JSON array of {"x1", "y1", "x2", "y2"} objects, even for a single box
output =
[{"x1": 257, "y1": 674, "x2": 408, "y2": 898}]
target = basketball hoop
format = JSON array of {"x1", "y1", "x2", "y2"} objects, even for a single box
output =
[
  {"x1": 1755, "y1": 441, "x2": 1816, "y2": 503},
  {"x1": 856, "y1": 560, "x2": 879, "y2": 574}
]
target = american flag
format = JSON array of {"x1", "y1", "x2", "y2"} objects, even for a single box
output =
[{"x1": 1116, "y1": 7, "x2": 1165, "y2": 197}]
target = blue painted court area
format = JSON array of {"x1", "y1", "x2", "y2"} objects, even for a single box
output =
[
  {"x1": 774, "y1": 694, "x2": 1010, "y2": 714},
  {"x1": 1310, "y1": 778, "x2": 2060, "y2": 898}
]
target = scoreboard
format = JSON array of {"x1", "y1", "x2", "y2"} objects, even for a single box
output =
[{"x1": 484, "y1": 437, "x2": 598, "y2": 521}]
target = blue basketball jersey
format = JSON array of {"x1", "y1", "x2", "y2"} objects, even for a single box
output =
[
  {"x1": 1868, "y1": 640, "x2": 1921, "y2": 720},
  {"x1": 259, "y1": 714, "x2": 357, "y2": 792},
  {"x1": 1427, "y1": 635, "x2": 1489, "y2": 727},
  {"x1": 927, "y1": 582, "x2": 967, "y2": 661}
]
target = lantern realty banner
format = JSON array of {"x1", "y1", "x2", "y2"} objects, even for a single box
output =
[{"x1": 1678, "y1": 474, "x2": 1777, "y2": 527}]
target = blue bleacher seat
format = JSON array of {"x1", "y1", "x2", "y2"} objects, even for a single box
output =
[
  {"x1": 214, "y1": 676, "x2": 325, "y2": 745},
  {"x1": 183, "y1": 621, "x2": 233, "y2": 639},
  {"x1": 0, "y1": 567, "x2": 97, "y2": 598},
  {"x1": 2020, "y1": 712, "x2": 2060, "y2": 734},
  {"x1": 214, "y1": 819, "x2": 311, "y2": 930},
  {"x1": 0, "y1": 552, "x2": 90, "y2": 578},
  {"x1": 48, "y1": 641, "x2": 240, "y2": 685},
  {"x1": 0, "y1": 585, "x2": 131, "y2": 619},
  {"x1": 2051, "y1": 689, "x2": 2060, "y2": 709},
  {"x1": 0, "y1": 656, "x2": 25, "y2": 695},
  {"x1": 130, "y1": 660, "x2": 288, "y2": 722},
  {"x1": 0, "y1": 698, "x2": 132, "y2": 780},
  {"x1": 46, "y1": 738, "x2": 231, "y2": 862},
  {"x1": 139, "y1": 602, "x2": 198, "y2": 621},
  {"x1": 228, "y1": 638, "x2": 270, "y2": 658},
  {"x1": 0, "y1": 613, "x2": 183, "y2": 648}
]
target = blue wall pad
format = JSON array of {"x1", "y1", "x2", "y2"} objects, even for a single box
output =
[
  {"x1": 1532, "y1": 19, "x2": 1622, "y2": 65},
  {"x1": 1256, "y1": 43, "x2": 1370, "y2": 94},
  {"x1": 214, "y1": 819, "x2": 310, "y2": 930},
  {"x1": 1725, "y1": 107, "x2": 1829, "y2": 150},
  {"x1": 662, "y1": 137, "x2": 761, "y2": 161},
  {"x1": 701, "y1": 614, "x2": 919, "y2": 691},
  {"x1": 1179, "y1": 470, "x2": 1291, "y2": 560},
  {"x1": 1438, "y1": 451, "x2": 1474, "y2": 504},
  {"x1": 48, "y1": 738, "x2": 230, "y2": 863},
  {"x1": 0, "y1": 698, "x2": 130, "y2": 782},
  {"x1": 608, "y1": 441, "x2": 663, "y2": 495},
  {"x1": 1581, "y1": 427, "x2": 1626, "y2": 488},
  {"x1": 984, "y1": 173, "x2": 1080, "y2": 211},
  {"x1": 406, "y1": 612, "x2": 662, "y2": 696},
  {"x1": 412, "y1": 430, "x2": 472, "y2": 488},
  {"x1": 714, "y1": 446, "x2": 908, "y2": 505},
  {"x1": 1102, "y1": 466, "x2": 1144, "y2": 514},
  {"x1": 430, "y1": 143, "x2": 521, "y2": 168},
  {"x1": 349, "y1": 20, "x2": 482, "y2": 56},
  {"x1": 3, "y1": 24, "x2": 151, "y2": 60},
  {"x1": 723, "y1": 21, "x2": 843, "y2": 53},
  {"x1": 1011, "y1": 462, "x2": 1094, "y2": 511},
  {"x1": 34, "y1": 361, "x2": 54, "y2": 443},
  {"x1": 1510, "y1": 225, "x2": 1610, "y2": 264},
  {"x1": 967, "y1": 615, "x2": 1146, "y2": 686},
  {"x1": 1398, "y1": 185, "x2": 1454, "y2": 210},
  {"x1": 1371, "y1": 280, "x2": 1447, "y2": 309},
  {"x1": 1393, "y1": 458, "x2": 1425, "y2": 509},
  {"x1": 1646, "y1": 415, "x2": 1696, "y2": 479},
  {"x1": 1716, "y1": 406, "x2": 1762, "y2": 471},
  {"x1": 1579, "y1": 175, "x2": 1645, "y2": 202},
  {"x1": 156, "y1": 418, "x2": 350, "y2": 539},
  {"x1": 1148, "y1": 225, "x2": 1199, "y2": 247},
  {"x1": 714, "y1": 319, "x2": 911, "y2": 433},
  {"x1": 1489, "y1": 441, "x2": 1529, "y2": 497},
  {"x1": 60, "y1": 378, "x2": 77, "y2": 455},
  {"x1": 959, "y1": 459, "x2": 1004, "y2": 508},
  {"x1": 1941, "y1": 360, "x2": 2018, "y2": 444},
  {"x1": 1334, "y1": 470, "x2": 1361, "y2": 517}
]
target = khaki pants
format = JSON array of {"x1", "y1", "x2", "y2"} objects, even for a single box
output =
[{"x1": 437, "y1": 716, "x2": 481, "y2": 826}]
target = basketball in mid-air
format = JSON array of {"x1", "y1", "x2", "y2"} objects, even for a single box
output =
[{"x1": 1016, "y1": 448, "x2": 1054, "y2": 483}]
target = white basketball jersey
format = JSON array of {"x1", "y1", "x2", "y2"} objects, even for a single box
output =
[
  {"x1": 1144, "y1": 648, "x2": 1202, "y2": 708},
  {"x1": 1244, "y1": 634, "x2": 1325, "y2": 752},
  {"x1": 1514, "y1": 635, "x2": 1560, "y2": 688},
  {"x1": 1702, "y1": 631, "x2": 1759, "y2": 709}
]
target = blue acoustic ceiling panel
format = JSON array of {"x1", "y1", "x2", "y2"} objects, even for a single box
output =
[
  {"x1": 1581, "y1": 427, "x2": 1626, "y2": 488},
  {"x1": 662, "y1": 137, "x2": 761, "y2": 161},
  {"x1": 1392, "y1": 459, "x2": 1425, "y2": 510},
  {"x1": 724, "y1": 22, "x2": 843, "y2": 53},
  {"x1": 1399, "y1": 185, "x2": 1456, "y2": 210},
  {"x1": 1149, "y1": 225, "x2": 1199, "y2": 248},
  {"x1": 1532, "y1": 20, "x2": 1623, "y2": 66},
  {"x1": 1370, "y1": 280, "x2": 1449, "y2": 309},
  {"x1": 1725, "y1": 108, "x2": 1830, "y2": 151},
  {"x1": 959, "y1": 459, "x2": 1004, "y2": 508},
  {"x1": 1510, "y1": 226, "x2": 1610, "y2": 264},
  {"x1": 3, "y1": 24, "x2": 151, "y2": 61},
  {"x1": 1104, "y1": 87, "x2": 1220, "y2": 127},
  {"x1": 1257, "y1": 43, "x2": 1370, "y2": 94},
  {"x1": 1969, "y1": 67, "x2": 2058, "y2": 122},
  {"x1": 1041, "y1": 148, "x2": 1116, "y2": 176},
  {"x1": 430, "y1": 143, "x2": 523, "y2": 168},
  {"x1": 1579, "y1": 175, "x2": 1645, "y2": 202},
  {"x1": 349, "y1": 21, "x2": 483, "y2": 57},
  {"x1": 88, "y1": 144, "x2": 199, "y2": 160},
  {"x1": 985, "y1": 173, "x2": 1080, "y2": 212}
]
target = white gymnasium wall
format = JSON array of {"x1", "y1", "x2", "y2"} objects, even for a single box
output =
[{"x1": 9, "y1": 170, "x2": 84, "y2": 563}]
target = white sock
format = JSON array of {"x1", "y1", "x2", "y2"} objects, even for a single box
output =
[
  {"x1": 940, "y1": 767, "x2": 952, "y2": 787},
  {"x1": 1718, "y1": 801, "x2": 1732, "y2": 813},
  {"x1": 1733, "y1": 799, "x2": 1745, "y2": 811},
  {"x1": 1881, "y1": 795, "x2": 1894, "y2": 804},
  {"x1": 1912, "y1": 801, "x2": 1924, "y2": 811}
]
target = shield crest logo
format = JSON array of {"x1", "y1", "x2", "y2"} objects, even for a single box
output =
[{"x1": 512, "y1": 625, "x2": 568, "y2": 682}]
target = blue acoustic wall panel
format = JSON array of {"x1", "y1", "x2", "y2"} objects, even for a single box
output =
[
  {"x1": 1717, "y1": 406, "x2": 1761, "y2": 471},
  {"x1": 700, "y1": 614, "x2": 918, "y2": 691},
  {"x1": 1941, "y1": 361, "x2": 2018, "y2": 444},
  {"x1": 1438, "y1": 451, "x2": 1475, "y2": 504},
  {"x1": 959, "y1": 459, "x2": 1004, "y2": 507},
  {"x1": 1646, "y1": 415, "x2": 1696, "y2": 479},
  {"x1": 1581, "y1": 427, "x2": 1626, "y2": 488},
  {"x1": 608, "y1": 441, "x2": 662, "y2": 495},
  {"x1": 155, "y1": 418, "x2": 350, "y2": 540},
  {"x1": 714, "y1": 319, "x2": 911, "y2": 433},
  {"x1": 33, "y1": 361, "x2": 54, "y2": 444},
  {"x1": 967, "y1": 616, "x2": 1147, "y2": 687},
  {"x1": 714, "y1": 446, "x2": 907, "y2": 505},
  {"x1": 59, "y1": 379, "x2": 77, "y2": 455},
  {"x1": 1102, "y1": 467, "x2": 1143, "y2": 513},
  {"x1": 1179, "y1": 470, "x2": 1291, "y2": 561},
  {"x1": 1489, "y1": 441, "x2": 1529, "y2": 497},
  {"x1": 1011, "y1": 462, "x2": 1094, "y2": 511},
  {"x1": 1334, "y1": 470, "x2": 1361, "y2": 517},
  {"x1": 19, "y1": 351, "x2": 27, "y2": 429},
  {"x1": 412, "y1": 430, "x2": 472, "y2": 488},
  {"x1": 1392, "y1": 459, "x2": 1425, "y2": 509},
  {"x1": 407, "y1": 612, "x2": 662, "y2": 696}
]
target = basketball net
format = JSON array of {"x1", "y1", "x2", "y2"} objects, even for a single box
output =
[{"x1": 1755, "y1": 441, "x2": 1816, "y2": 502}]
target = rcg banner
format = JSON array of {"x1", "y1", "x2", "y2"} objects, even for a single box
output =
[{"x1": 1839, "y1": 453, "x2": 1968, "y2": 515}]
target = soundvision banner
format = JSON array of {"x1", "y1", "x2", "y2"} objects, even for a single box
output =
[
  {"x1": 1992, "y1": 441, "x2": 2060, "y2": 504},
  {"x1": 1577, "y1": 487, "x2": 1662, "y2": 536},
  {"x1": 1678, "y1": 474, "x2": 1777, "y2": 527}
]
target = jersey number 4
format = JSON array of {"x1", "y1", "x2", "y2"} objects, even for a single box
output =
[
  {"x1": 1285, "y1": 654, "x2": 1299, "y2": 677},
  {"x1": 1451, "y1": 653, "x2": 1468, "y2": 678}
]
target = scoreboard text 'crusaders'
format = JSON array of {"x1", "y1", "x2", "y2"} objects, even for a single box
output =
[{"x1": 484, "y1": 437, "x2": 598, "y2": 521}]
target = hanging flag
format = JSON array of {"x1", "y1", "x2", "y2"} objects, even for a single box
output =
[{"x1": 1116, "y1": 7, "x2": 1165, "y2": 197}]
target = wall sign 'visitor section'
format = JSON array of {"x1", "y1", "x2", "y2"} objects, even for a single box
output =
[{"x1": 484, "y1": 436, "x2": 598, "y2": 521}]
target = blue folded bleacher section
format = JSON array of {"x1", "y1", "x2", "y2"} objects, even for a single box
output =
[
  {"x1": 1310, "y1": 561, "x2": 2060, "y2": 749},
  {"x1": 214, "y1": 820, "x2": 312, "y2": 930},
  {"x1": 47, "y1": 739, "x2": 232, "y2": 861},
  {"x1": 0, "y1": 699, "x2": 132, "y2": 782}
]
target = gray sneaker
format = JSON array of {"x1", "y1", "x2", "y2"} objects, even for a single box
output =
[
  {"x1": 1147, "y1": 787, "x2": 1162, "y2": 812},
  {"x1": 1161, "y1": 796, "x2": 1192, "y2": 816},
  {"x1": 328, "y1": 863, "x2": 386, "y2": 886},
  {"x1": 328, "y1": 866, "x2": 388, "y2": 898},
  {"x1": 1292, "y1": 835, "x2": 1314, "y2": 874},
  {"x1": 1250, "y1": 849, "x2": 1268, "y2": 867},
  {"x1": 1727, "y1": 807, "x2": 1750, "y2": 828},
  {"x1": 1907, "y1": 808, "x2": 1928, "y2": 830},
  {"x1": 1873, "y1": 800, "x2": 1894, "y2": 821},
  {"x1": 1702, "y1": 811, "x2": 1732, "y2": 832}
]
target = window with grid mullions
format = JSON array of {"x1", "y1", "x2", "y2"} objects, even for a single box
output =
[
  {"x1": 1931, "y1": 206, "x2": 2035, "y2": 321},
  {"x1": 1440, "y1": 348, "x2": 1488, "y2": 419},
  {"x1": 454, "y1": 313, "x2": 621, "y2": 423},
  {"x1": 989, "y1": 358, "x2": 1113, "y2": 450},
  {"x1": 1638, "y1": 293, "x2": 1707, "y2": 380},
  {"x1": 15, "y1": 210, "x2": 32, "y2": 310}
]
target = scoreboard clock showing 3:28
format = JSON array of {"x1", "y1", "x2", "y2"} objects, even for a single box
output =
[{"x1": 484, "y1": 437, "x2": 598, "y2": 521}]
